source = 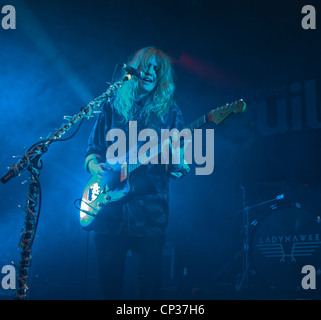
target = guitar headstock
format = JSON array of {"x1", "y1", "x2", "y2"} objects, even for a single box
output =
[{"x1": 208, "y1": 99, "x2": 246, "y2": 125}]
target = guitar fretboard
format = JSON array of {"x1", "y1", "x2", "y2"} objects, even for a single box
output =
[{"x1": 127, "y1": 113, "x2": 209, "y2": 174}]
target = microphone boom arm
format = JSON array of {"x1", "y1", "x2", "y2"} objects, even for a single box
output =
[{"x1": 1, "y1": 75, "x2": 131, "y2": 184}]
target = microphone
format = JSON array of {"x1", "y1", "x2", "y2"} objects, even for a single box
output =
[{"x1": 120, "y1": 63, "x2": 145, "y2": 80}]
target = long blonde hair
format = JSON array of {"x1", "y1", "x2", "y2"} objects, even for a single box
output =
[{"x1": 112, "y1": 47, "x2": 175, "y2": 122}]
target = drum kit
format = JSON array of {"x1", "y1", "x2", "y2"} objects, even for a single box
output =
[{"x1": 232, "y1": 181, "x2": 321, "y2": 299}]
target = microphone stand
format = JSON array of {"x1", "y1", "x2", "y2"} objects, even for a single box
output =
[{"x1": 1, "y1": 74, "x2": 131, "y2": 299}]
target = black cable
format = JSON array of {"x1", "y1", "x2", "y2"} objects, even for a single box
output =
[
  {"x1": 26, "y1": 64, "x2": 121, "y2": 154},
  {"x1": 83, "y1": 230, "x2": 89, "y2": 299},
  {"x1": 73, "y1": 198, "x2": 97, "y2": 217},
  {"x1": 48, "y1": 117, "x2": 85, "y2": 142},
  {"x1": 111, "y1": 63, "x2": 121, "y2": 84},
  {"x1": 27, "y1": 118, "x2": 85, "y2": 152}
]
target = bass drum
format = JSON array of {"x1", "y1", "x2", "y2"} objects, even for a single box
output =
[{"x1": 250, "y1": 205, "x2": 321, "y2": 294}]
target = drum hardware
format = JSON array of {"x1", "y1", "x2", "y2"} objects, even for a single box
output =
[
  {"x1": 295, "y1": 202, "x2": 302, "y2": 208},
  {"x1": 249, "y1": 205, "x2": 321, "y2": 297},
  {"x1": 235, "y1": 186, "x2": 284, "y2": 293}
]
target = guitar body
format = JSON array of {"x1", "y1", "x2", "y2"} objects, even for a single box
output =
[{"x1": 80, "y1": 168, "x2": 131, "y2": 230}]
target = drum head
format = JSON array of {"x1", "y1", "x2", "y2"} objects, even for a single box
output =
[{"x1": 250, "y1": 206, "x2": 321, "y2": 292}]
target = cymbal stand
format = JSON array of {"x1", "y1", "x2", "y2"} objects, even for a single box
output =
[{"x1": 235, "y1": 186, "x2": 284, "y2": 292}]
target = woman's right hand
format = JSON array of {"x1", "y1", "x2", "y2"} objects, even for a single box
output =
[{"x1": 88, "y1": 161, "x2": 112, "y2": 177}]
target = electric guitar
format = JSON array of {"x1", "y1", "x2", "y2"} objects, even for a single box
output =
[{"x1": 78, "y1": 99, "x2": 246, "y2": 230}]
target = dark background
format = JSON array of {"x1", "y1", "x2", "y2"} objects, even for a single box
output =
[{"x1": 0, "y1": 0, "x2": 320, "y2": 300}]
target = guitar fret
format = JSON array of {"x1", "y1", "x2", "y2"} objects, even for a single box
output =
[{"x1": 188, "y1": 115, "x2": 207, "y2": 133}]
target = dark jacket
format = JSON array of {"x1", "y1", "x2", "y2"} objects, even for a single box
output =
[{"x1": 85, "y1": 98, "x2": 188, "y2": 236}]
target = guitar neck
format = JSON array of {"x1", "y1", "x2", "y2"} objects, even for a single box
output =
[
  {"x1": 126, "y1": 99, "x2": 246, "y2": 175},
  {"x1": 186, "y1": 114, "x2": 208, "y2": 133},
  {"x1": 127, "y1": 113, "x2": 209, "y2": 175}
]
